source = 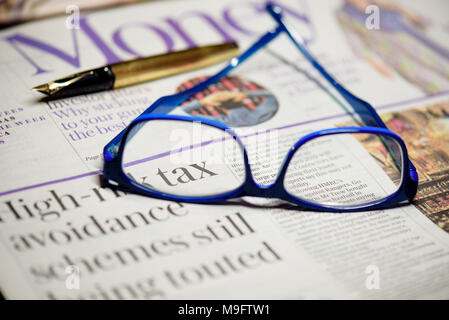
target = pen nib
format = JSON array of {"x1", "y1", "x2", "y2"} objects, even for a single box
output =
[
  {"x1": 32, "y1": 83, "x2": 50, "y2": 95},
  {"x1": 30, "y1": 70, "x2": 94, "y2": 97}
]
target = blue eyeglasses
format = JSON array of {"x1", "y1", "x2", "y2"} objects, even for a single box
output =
[{"x1": 102, "y1": 4, "x2": 418, "y2": 212}]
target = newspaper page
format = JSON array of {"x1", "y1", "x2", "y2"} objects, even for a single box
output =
[
  {"x1": 0, "y1": 0, "x2": 449, "y2": 299},
  {"x1": 0, "y1": 0, "x2": 145, "y2": 26}
]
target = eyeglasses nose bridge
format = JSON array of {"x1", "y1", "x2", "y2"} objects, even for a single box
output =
[{"x1": 243, "y1": 173, "x2": 285, "y2": 198}]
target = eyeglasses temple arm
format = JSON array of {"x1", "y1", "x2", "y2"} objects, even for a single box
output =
[
  {"x1": 267, "y1": 4, "x2": 386, "y2": 128},
  {"x1": 103, "y1": 26, "x2": 283, "y2": 161},
  {"x1": 267, "y1": 4, "x2": 417, "y2": 182}
]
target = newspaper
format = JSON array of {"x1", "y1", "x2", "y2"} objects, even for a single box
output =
[
  {"x1": 0, "y1": 0, "x2": 449, "y2": 299},
  {"x1": 0, "y1": 0, "x2": 145, "y2": 26}
]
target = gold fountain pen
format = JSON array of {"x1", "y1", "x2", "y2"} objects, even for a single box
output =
[{"x1": 32, "y1": 42, "x2": 239, "y2": 99}]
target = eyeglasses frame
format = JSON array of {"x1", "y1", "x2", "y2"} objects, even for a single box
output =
[{"x1": 103, "y1": 4, "x2": 418, "y2": 212}]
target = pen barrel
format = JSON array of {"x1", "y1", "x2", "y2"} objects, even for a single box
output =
[{"x1": 110, "y1": 42, "x2": 239, "y2": 88}]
